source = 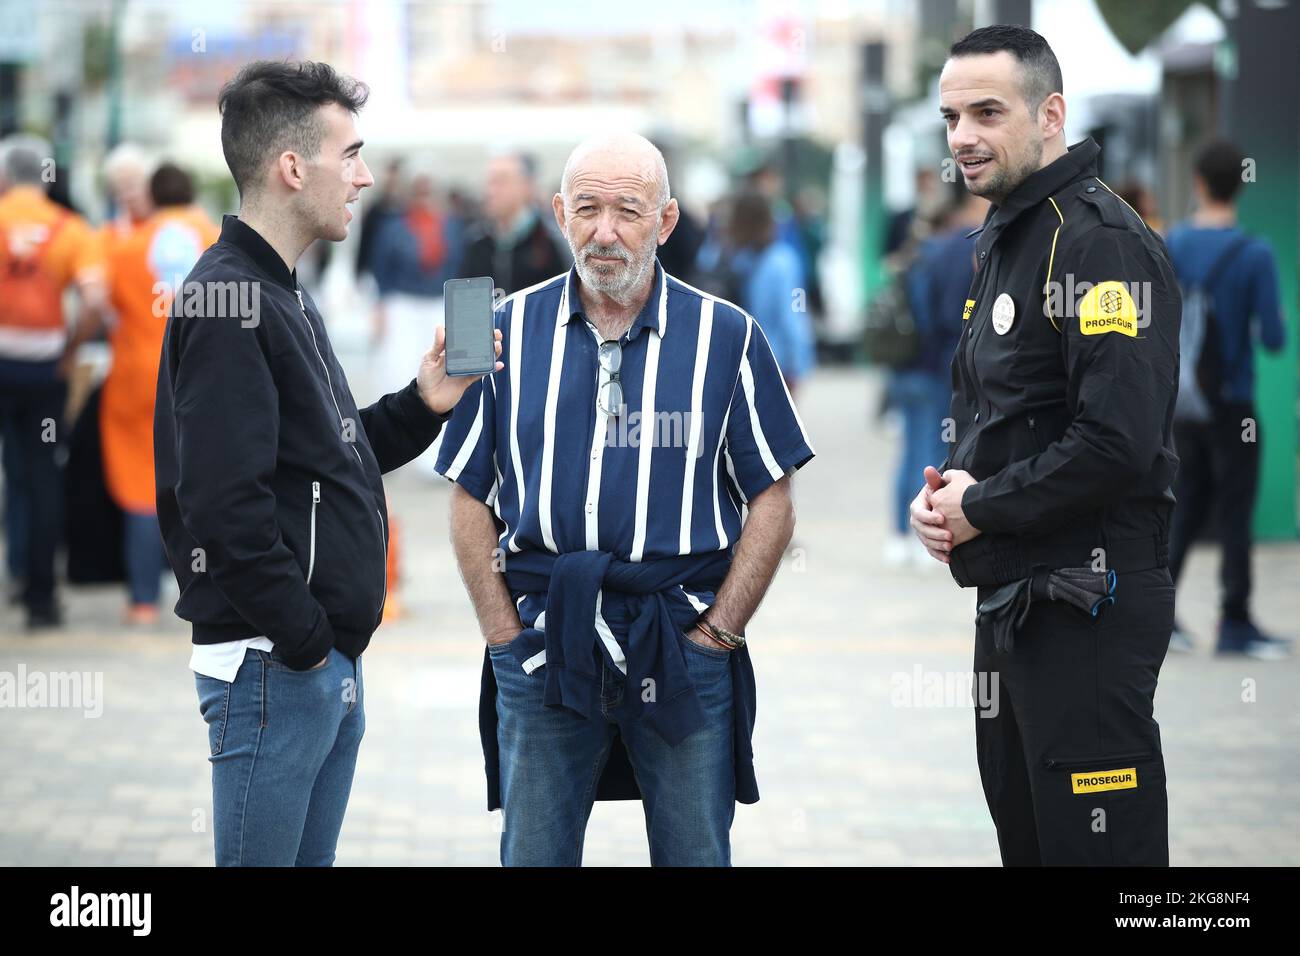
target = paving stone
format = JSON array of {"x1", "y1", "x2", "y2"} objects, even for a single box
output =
[{"x1": 1, "y1": 367, "x2": 1296, "y2": 865}]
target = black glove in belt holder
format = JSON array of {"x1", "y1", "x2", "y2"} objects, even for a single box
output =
[{"x1": 976, "y1": 566, "x2": 1118, "y2": 654}]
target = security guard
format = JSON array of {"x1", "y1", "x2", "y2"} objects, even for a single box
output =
[{"x1": 911, "y1": 26, "x2": 1181, "y2": 865}]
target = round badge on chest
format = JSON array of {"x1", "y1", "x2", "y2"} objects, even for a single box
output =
[{"x1": 992, "y1": 293, "x2": 1016, "y2": 335}]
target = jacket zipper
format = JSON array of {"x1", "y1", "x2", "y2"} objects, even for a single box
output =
[
  {"x1": 1044, "y1": 750, "x2": 1152, "y2": 771},
  {"x1": 307, "y1": 481, "x2": 320, "y2": 584},
  {"x1": 950, "y1": 281, "x2": 985, "y2": 470},
  {"x1": 296, "y1": 289, "x2": 367, "y2": 469},
  {"x1": 295, "y1": 287, "x2": 386, "y2": 616}
]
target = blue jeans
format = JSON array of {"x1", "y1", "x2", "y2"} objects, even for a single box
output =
[
  {"x1": 490, "y1": 628, "x2": 736, "y2": 866},
  {"x1": 194, "y1": 646, "x2": 364, "y2": 866},
  {"x1": 890, "y1": 368, "x2": 951, "y2": 534},
  {"x1": 123, "y1": 511, "x2": 164, "y2": 605}
]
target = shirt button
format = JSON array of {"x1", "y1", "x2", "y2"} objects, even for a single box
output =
[
  {"x1": 974, "y1": 412, "x2": 981, "y2": 422},
  {"x1": 979, "y1": 251, "x2": 986, "y2": 259},
  {"x1": 586, "y1": 503, "x2": 594, "y2": 514},
  {"x1": 1086, "y1": 185, "x2": 1097, "y2": 193}
]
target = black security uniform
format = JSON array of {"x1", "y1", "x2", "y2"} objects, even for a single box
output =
[{"x1": 944, "y1": 138, "x2": 1181, "y2": 865}]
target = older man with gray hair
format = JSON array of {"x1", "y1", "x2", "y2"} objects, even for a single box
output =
[{"x1": 436, "y1": 133, "x2": 815, "y2": 866}]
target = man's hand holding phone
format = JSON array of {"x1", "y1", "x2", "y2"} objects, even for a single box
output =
[{"x1": 417, "y1": 324, "x2": 504, "y2": 416}]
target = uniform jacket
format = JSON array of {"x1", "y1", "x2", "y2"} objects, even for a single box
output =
[{"x1": 946, "y1": 139, "x2": 1182, "y2": 589}]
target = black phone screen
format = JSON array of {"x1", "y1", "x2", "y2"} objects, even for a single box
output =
[{"x1": 443, "y1": 278, "x2": 496, "y2": 376}]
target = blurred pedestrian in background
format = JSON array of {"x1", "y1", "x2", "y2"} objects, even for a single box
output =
[
  {"x1": 101, "y1": 162, "x2": 217, "y2": 625},
  {"x1": 1166, "y1": 140, "x2": 1289, "y2": 659},
  {"x1": 726, "y1": 190, "x2": 815, "y2": 395},
  {"x1": 0, "y1": 134, "x2": 107, "y2": 629},
  {"x1": 654, "y1": 195, "x2": 704, "y2": 286},
  {"x1": 791, "y1": 185, "x2": 828, "y2": 323},
  {"x1": 355, "y1": 156, "x2": 404, "y2": 285},
  {"x1": 458, "y1": 151, "x2": 568, "y2": 297},
  {"x1": 1115, "y1": 179, "x2": 1163, "y2": 234},
  {"x1": 691, "y1": 195, "x2": 738, "y2": 301},
  {"x1": 884, "y1": 167, "x2": 941, "y2": 263},
  {"x1": 101, "y1": 143, "x2": 154, "y2": 238},
  {"x1": 651, "y1": 140, "x2": 704, "y2": 287},
  {"x1": 885, "y1": 184, "x2": 987, "y2": 567},
  {"x1": 370, "y1": 173, "x2": 454, "y2": 477},
  {"x1": 58, "y1": 145, "x2": 159, "y2": 594}
]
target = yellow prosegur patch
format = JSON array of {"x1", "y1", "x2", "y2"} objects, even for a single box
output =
[
  {"x1": 1078, "y1": 281, "x2": 1138, "y2": 336},
  {"x1": 1071, "y1": 767, "x2": 1138, "y2": 794},
  {"x1": 962, "y1": 299, "x2": 976, "y2": 322}
]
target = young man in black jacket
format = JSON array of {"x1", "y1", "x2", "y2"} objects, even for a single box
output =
[{"x1": 153, "y1": 60, "x2": 500, "y2": 866}]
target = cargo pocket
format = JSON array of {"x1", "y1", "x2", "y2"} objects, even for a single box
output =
[{"x1": 1044, "y1": 751, "x2": 1152, "y2": 796}]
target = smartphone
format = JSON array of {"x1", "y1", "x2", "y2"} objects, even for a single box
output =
[{"x1": 442, "y1": 276, "x2": 497, "y2": 377}]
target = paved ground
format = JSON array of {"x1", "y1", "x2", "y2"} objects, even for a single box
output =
[{"x1": 1, "y1": 365, "x2": 1297, "y2": 866}]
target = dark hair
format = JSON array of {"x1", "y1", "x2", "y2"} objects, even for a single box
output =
[
  {"x1": 727, "y1": 191, "x2": 775, "y2": 250},
  {"x1": 1194, "y1": 140, "x2": 1246, "y2": 203},
  {"x1": 950, "y1": 25, "x2": 1063, "y2": 113},
  {"x1": 218, "y1": 60, "x2": 369, "y2": 198},
  {"x1": 150, "y1": 162, "x2": 195, "y2": 207}
]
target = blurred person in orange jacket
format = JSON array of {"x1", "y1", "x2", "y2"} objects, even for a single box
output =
[
  {"x1": 102, "y1": 162, "x2": 218, "y2": 625},
  {"x1": 0, "y1": 134, "x2": 108, "y2": 629}
]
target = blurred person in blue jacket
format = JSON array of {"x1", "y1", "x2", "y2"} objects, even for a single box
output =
[
  {"x1": 1165, "y1": 140, "x2": 1288, "y2": 659},
  {"x1": 725, "y1": 191, "x2": 815, "y2": 396},
  {"x1": 886, "y1": 186, "x2": 988, "y2": 567}
]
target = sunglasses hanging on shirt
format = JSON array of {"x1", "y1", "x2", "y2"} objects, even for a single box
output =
[{"x1": 597, "y1": 339, "x2": 624, "y2": 417}]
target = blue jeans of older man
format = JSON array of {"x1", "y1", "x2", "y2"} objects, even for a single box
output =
[{"x1": 489, "y1": 628, "x2": 736, "y2": 866}]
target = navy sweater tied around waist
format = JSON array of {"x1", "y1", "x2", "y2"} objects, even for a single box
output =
[{"x1": 476, "y1": 548, "x2": 759, "y2": 810}]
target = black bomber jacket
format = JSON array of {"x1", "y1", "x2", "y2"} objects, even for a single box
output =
[{"x1": 154, "y1": 215, "x2": 447, "y2": 669}]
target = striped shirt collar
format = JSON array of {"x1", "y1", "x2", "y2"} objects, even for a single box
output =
[{"x1": 558, "y1": 259, "x2": 669, "y2": 340}]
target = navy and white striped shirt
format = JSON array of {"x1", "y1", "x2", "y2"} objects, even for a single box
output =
[{"x1": 435, "y1": 260, "x2": 815, "y2": 642}]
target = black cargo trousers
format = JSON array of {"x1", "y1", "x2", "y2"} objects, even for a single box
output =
[{"x1": 973, "y1": 566, "x2": 1175, "y2": 865}]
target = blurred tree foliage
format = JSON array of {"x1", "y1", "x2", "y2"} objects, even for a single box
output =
[
  {"x1": 82, "y1": 18, "x2": 112, "y2": 89},
  {"x1": 1095, "y1": 0, "x2": 1196, "y2": 55}
]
